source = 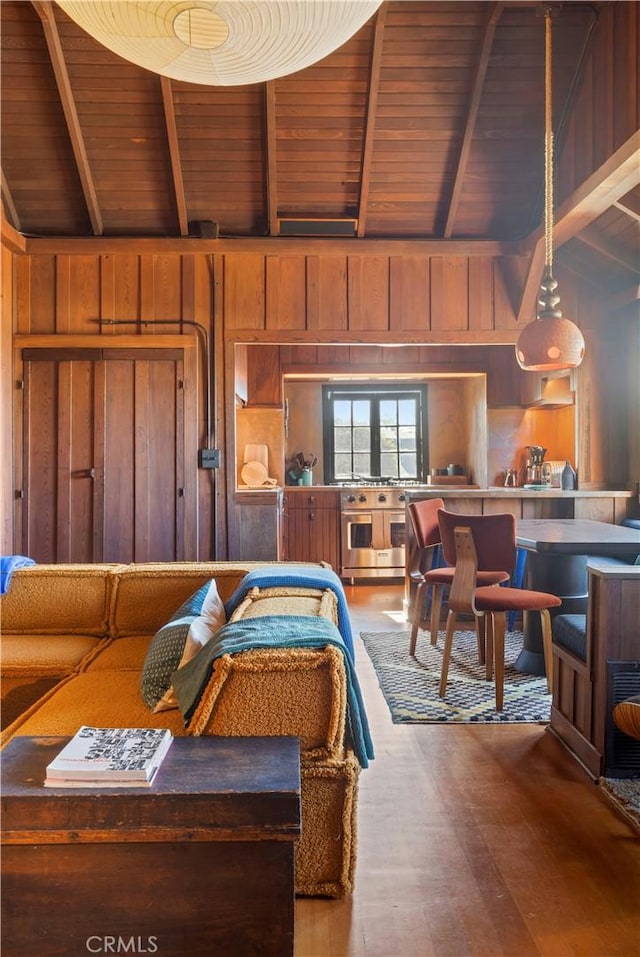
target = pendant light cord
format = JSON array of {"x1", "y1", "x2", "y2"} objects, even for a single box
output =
[{"x1": 544, "y1": 7, "x2": 554, "y2": 273}]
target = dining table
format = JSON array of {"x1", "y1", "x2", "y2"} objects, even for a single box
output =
[{"x1": 514, "y1": 518, "x2": 640, "y2": 676}]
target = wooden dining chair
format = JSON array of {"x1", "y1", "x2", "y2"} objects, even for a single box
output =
[
  {"x1": 407, "y1": 502, "x2": 511, "y2": 656},
  {"x1": 439, "y1": 525, "x2": 561, "y2": 711},
  {"x1": 407, "y1": 498, "x2": 451, "y2": 653},
  {"x1": 437, "y1": 509, "x2": 514, "y2": 663}
]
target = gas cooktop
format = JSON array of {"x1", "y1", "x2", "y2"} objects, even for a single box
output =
[{"x1": 332, "y1": 479, "x2": 427, "y2": 488}]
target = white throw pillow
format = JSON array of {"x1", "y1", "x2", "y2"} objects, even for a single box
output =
[{"x1": 153, "y1": 580, "x2": 226, "y2": 713}]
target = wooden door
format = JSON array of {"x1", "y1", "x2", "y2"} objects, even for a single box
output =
[{"x1": 21, "y1": 348, "x2": 187, "y2": 563}]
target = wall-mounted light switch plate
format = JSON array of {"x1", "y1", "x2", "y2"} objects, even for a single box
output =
[{"x1": 198, "y1": 449, "x2": 220, "y2": 469}]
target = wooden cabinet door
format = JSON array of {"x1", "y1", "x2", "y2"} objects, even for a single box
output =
[
  {"x1": 20, "y1": 348, "x2": 189, "y2": 563},
  {"x1": 285, "y1": 492, "x2": 340, "y2": 570}
]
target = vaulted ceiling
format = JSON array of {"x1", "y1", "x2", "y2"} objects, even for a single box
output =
[{"x1": 1, "y1": 1, "x2": 639, "y2": 300}]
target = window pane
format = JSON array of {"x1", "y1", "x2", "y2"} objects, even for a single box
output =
[
  {"x1": 400, "y1": 452, "x2": 417, "y2": 477},
  {"x1": 334, "y1": 454, "x2": 352, "y2": 477},
  {"x1": 398, "y1": 399, "x2": 415, "y2": 425},
  {"x1": 353, "y1": 427, "x2": 370, "y2": 452},
  {"x1": 399, "y1": 426, "x2": 416, "y2": 450},
  {"x1": 334, "y1": 400, "x2": 352, "y2": 427},
  {"x1": 380, "y1": 452, "x2": 399, "y2": 477},
  {"x1": 334, "y1": 428, "x2": 352, "y2": 452},
  {"x1": 380, "y1": 426, "x2": 398, "y2": 451},
  {"x1": 379, "y1": 400, "x2": 397, "y2": 425},
  {"x1": 352, "y1": 401, "x2": 370, "y2": 427},
  {"x1": 353, "y1": 453, "x2": 370, "y2": 476}
]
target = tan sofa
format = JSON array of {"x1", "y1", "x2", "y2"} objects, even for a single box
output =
[{"x1": 0, "y1": 562, "x2": 362, "y2": 898}]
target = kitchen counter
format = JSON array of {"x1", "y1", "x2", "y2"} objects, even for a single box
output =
[{"x1": 403, "y1": 487, "x2": 634, "y2": 523}]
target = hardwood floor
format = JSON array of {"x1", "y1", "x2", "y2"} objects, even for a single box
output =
[{"x1": 294, "y1": 584, "x2": 640, "y2": 957}]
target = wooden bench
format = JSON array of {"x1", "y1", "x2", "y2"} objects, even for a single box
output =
[{"x1": 550, "y1": 557, "x2": 640, "y2": 779}]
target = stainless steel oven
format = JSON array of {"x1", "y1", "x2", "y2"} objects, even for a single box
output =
[{"x1": 340, "y1": 486, "x2": 409, "y2": 580}]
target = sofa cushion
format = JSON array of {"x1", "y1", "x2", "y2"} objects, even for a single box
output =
[
  {"x1": 0, "y1": 634, "x2": 101, "y2": 678},
  {"x1": 108, "y1": 563, "x2": 250, "y2": 638},
  {"x1": 228, "y1": 585, "x2": 338, "y2": 623},
  {"x1": 0, "y1": 564, "x2": 115, "y2": 636},
  {"x1": 140, "y1": 580, "x2": 226, "y2": 712}
]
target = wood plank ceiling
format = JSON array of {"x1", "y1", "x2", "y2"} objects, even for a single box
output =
[{"x1": 1, "y1": 0, "x2": 638, "y2": 298}]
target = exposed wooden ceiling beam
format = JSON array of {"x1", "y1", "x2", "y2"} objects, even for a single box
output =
[
  {"x1": 576, "y1": 223, "x2": 640, "y2": 274},
  {"x1": 265, "y1": 81, "x2": 279, "y2": 236},
  {"x1": 517, "y1": 130, "x2": 640, "y2": 321},
  {"x1": 443, "y1": 2, "x2": 504, "y2": 239},
  {"x1": 357, "y1": 2, "x2": 388, "y2": 239},
  {"x1": 1, "y1": 211, "x2": 26, "y2": 253},
  {"x1": 1, "y1": 168, "x2": 20, "y2": 232},
  {"x1": 614, "y1": 194, "x2": 640, "y2": 222},
  {"x1": 32, "y1": 0, "x2": 103, "y2": 236},
  {"x1": 160, "y1": 77, "x2": 188, "y2": 237}
]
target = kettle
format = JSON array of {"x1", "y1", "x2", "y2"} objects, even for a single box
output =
[{"x1": 525, "y1": 445, "x2": 547, "y2": 484}]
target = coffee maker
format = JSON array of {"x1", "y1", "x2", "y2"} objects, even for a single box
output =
[{"x1": 525, "y1": 445, "x2": 548, "y2": 485}]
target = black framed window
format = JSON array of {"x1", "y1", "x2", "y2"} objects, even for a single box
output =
[{"x1": 322, "y1": 385, "x2": 428, "y2": 482}]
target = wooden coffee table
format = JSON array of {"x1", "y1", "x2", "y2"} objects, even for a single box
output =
[{"x1": 1, "y1": 735, "x2": 301, "y2": 957}]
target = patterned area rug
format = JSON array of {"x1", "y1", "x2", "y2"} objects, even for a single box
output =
[
  {"x1": 599, "y1": 778, "x2": 640, "y2": 832},
  {"x1": 360, "y1": 629, "x2": 551, "y2": 723}
]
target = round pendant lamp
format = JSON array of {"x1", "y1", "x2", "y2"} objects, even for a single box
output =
[
  {"x1": 515, "y1": 8, "x2": 585, "y2": 372},
  {"x1": 56, "y1": 1, "x2": 382, "y2": 86}
]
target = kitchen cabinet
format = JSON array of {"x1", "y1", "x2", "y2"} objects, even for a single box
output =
[
  {"x1": 234, "y1": 489, "x2": 283, "y2": 561},
  {"x1": 284, "y1": 489, "x2": 340, "y2": 570}
]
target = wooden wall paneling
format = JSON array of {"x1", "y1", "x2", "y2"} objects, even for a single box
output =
[
  {"x1": 56, "y1": 359, "x2": 95, "y2": 562},
  {"x1": 491, "y1": 258, "x2": 518, "y2": 331},
  {"x1": 17, "y1": 256, "x2": 56, "y2": 334},
  {"x1": 442, "y1": 257, "x2": 469, "y2": 332},
  {"x1": 134, "y1": 356, "x2": 180, "y2": 560},
  {"x1": 147, "y1": 254, "x2": 184, "y2": 324},
  {"x1": 613, "y1": 1, "x2": 638, "y2": 147},
  {"x1": 246, "y1": 345, "x2": 281, "y2": 406},
  {"x1": 191, "y1": 254, "x2": 214, "y2": 560},
  {"x1": 574, "y1": 55, "x2": 594, "y2": 187},
  {"x1": 223, "y1": 254, "x2": 266, "y2": 329},
  {"x1": 113, "y1": 254, "x2": 143, "y2": 322},
  {"x1": 100, "y1": 254, "x2": 116, "y2": 331},
  {"x1": 266, "y1": 255, "x2": 306, "y2": 331},
  {"x1": 347, "y1": 256, "x2": 389, "y2": 331},
  {"x1": 389, "y1": 256, "x2": 430, "y2": 332},
  {"x1": 1, "y1": 244, "x2": 14, "y2": 553},
  {"x1": 56, "y1": 255, "x2": 101, "y2": 333},
  {"x1": 102, "y1": 357, "x2": 135, "y2": 561},
  {"x1": 468, "y1": 257, "x2": 494, "y2": 332},
  {"x1": 592, "y1": 6, "x2": 614, "y2": 171},
  {"x1": 92, "y1": 358, "x2": 106, "y2": 561},
  {"x1": 306, "y1": 255, "x2": 348, "y2": 332},
  {"x1": 22, "y1": 358, "x2": 58, "y2": 560}
]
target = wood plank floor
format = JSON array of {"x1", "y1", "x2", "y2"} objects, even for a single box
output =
[{"x1": 294, "y1": 584, "x2": 640, "y2": 957}]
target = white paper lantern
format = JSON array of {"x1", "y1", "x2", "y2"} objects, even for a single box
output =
[{"x1": 56, "y1": 1, "x2": 382, "y2": 86}]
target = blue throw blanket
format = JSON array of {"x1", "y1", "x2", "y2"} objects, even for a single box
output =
[
  {"x1": 171, "y1": 615, "x2": 374, "y2": 768},
  {"x1": 224, "y1": 564, "x2": 355, "y2": 660},
  {"x1": 1, "y1": 555, "x2": 35, "y2": 594}
]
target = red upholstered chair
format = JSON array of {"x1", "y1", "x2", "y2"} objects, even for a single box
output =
[
  {"x1": 439, "y1": 525, "x2": 561, "y2": 711},
  {"x1": 436, "y1": 508, "x2": 513, "y2": 662},
  {"x1": 407, "y1": 501, "x2": 510, "y2": 656}
]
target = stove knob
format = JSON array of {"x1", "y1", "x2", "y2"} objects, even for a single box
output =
[
  {"x1": 378, "y1": 493, "x2": 387, "y2": 503},
  {"x1": 358, "y1": 494, "x2": 367, "y2": 503},
  {"x1": 346, "y1": 494, "x2": 356, "y2": 503}
]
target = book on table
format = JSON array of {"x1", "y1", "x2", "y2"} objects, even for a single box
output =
[{"x1": 44, "y1": 726, "x2": 173, "y2": 788}]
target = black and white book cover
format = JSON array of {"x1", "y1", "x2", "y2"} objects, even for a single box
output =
[{"x1": 44, "y1": 726, "x2": 173, "y2": 787}]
